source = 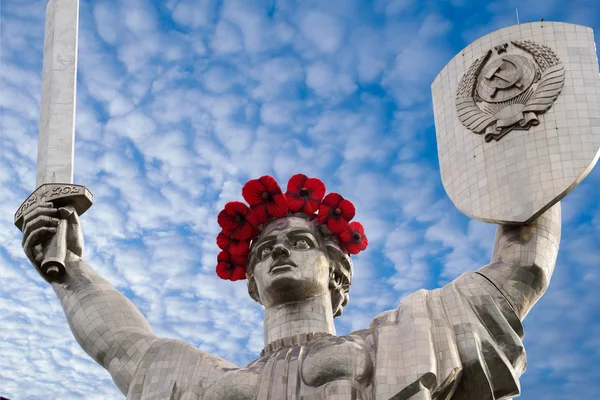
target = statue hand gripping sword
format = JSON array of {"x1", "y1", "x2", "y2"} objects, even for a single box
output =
[{"x1": 14, "y1": 0, "x2": 92, "y2": 282}]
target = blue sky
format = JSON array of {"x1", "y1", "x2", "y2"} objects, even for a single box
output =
[{"x1": 1, "y1": 0, "x2": 599, "y2": 399}]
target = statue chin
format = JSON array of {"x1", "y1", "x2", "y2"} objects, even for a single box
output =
[{"x1": 262, "y1": 274, "x2": 329, "y2": 307}]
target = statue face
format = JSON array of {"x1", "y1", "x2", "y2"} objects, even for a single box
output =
[{"x1": 251, "y1": 217, "x2": 331, "y2": 307}]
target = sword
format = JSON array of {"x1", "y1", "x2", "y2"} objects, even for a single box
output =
[{"x1": 14, "y1": 0, "x2": 92, "y2": 282}]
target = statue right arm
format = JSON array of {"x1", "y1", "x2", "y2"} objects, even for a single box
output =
[
  {"x1": 21, "y1": 202, "x2": 236, "y2": 397},
  {"x1": 51, "y1": 256, "x2": 158, "y2": 395},
  {"x1": 21, "y1": 203, "x2": 157, "y2": 395}
]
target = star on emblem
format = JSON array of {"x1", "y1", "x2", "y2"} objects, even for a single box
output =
[{"x1": 494, "y1": 43, "x2": 509, "y2": 54}]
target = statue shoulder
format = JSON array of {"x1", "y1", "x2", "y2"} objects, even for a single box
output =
[
  {"x1": 369, "y1": 287, "x2": 435, "y2": 329},
  {"x1": 367, "y1": 274, "x2": 515, "y2": 331},
  {"x1": 127, "y1": 337, "x2": 236, "y2": 399}
]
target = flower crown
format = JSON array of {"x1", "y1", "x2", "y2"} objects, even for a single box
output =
[{"x1": 215, "y1": 174, "x2": 368, "y2": 281}]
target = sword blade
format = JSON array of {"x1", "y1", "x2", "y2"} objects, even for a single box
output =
[{"x1": 36, "y1": 0, "x2": 79, "y2": 187}]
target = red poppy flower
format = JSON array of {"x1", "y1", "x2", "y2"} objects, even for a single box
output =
[
  {"x1": 285, "y1": 174, "x2": 326, "y2": 214},
  {"x1": 242, "y1": 175, "x2": 287, "y2": 224},
  {"x1": 216, "y1": 230, "x2": 250, "y2": 257},
  {"x1": 216, "y1": 251, "x2": 247, "y2": 281},
  {"x1": 317, "y1": 192, "x2": 356, "y2": 233},
  {"x1": 338, "y1": 222, "x2": 368, "y2": 254},
  {"x1": 217, "y1": 201, "x2": 257, "y2": 240}
]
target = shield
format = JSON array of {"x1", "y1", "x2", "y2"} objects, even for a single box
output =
[{"x1": 431, "y1": 22, "x2": 600, "y2": 224}]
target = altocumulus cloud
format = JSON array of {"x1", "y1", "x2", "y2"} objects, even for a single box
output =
[{"x1": 1, "y1": 0, "x2": 599, "y2": 399}]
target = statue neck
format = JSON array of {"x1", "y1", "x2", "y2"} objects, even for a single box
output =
[{"x1": 263, "y1": 292, "x2": 336, "y2": 348}]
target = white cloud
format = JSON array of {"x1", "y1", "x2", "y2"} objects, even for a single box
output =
[
  {"x1": 211, "y1": 20, "x2": 244, "y2": 55},
  {"x1": 201, "y1": 64, "x2": 241, "y2": 94},
  {"x1": 105, "y1": 110, "x2": 156, "y2": 142},
  {"x1": 299, "y1": 11, "x2": 345, "y2": 54},
  {"x1": 306, "y1": 61, "x2": 356, "y2": 99},
  {"x1": 93, "y1": 1, "x2": 122, "y2": 45},
  {"x1": 260, "y1": 102, "x2": 292, "y2": 125},
  {"x1": 171, "y1": 0, "x2": 215, "y2": 29},
  {"x1": 219, "y1": 1, "x2": 269, "y2": 54},
  {"x1": 251, "y1": 56, "x2": 304, "y2": 101},
  {"x1": 379, "y1": 0, "x2": 415, "y2": 17},
  {"x1": 123, "y1": 1, "x2": 158, "y2": 35}
]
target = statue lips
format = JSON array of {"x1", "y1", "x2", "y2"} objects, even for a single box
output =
[{"x1": 269, "y1": 259, "x2": 297, "y2": 274}]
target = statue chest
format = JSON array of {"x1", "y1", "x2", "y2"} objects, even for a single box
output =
[{"x1": 203, "y1": 334, "x2": 374, "y2": 400}]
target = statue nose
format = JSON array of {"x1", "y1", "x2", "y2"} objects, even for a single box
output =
[{"x1": 271, "y1": 242, "x2": 291, "y2": 259}]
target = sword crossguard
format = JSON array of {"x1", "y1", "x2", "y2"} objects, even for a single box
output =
[{"x1": 15, "y1": 183, "x2": 93, "y2": 282}]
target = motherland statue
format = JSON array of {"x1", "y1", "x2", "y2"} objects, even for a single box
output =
[{"x1": 15, "y1": 0, "x2": 600, "y2": 398}]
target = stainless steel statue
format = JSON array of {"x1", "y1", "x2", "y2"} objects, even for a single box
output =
[
  {"x1": 16, "y1": 2, "x2": 600, "y2": 398},
  {"x1": 20, "y1": 200, "x2": 561, "y2": 399}
]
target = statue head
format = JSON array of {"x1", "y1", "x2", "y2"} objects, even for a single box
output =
[
  {"x1": 215, "y1": 174, "x2": 367, "y2": 318},
  {"x1": 246, "y1": 215, "x2": 353, "y2": 317}
]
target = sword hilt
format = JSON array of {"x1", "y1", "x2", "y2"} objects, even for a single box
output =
[
  {"x1": 15, "y1": 183, "x2": 93, "y2": 282},
  {"x1": 41, "y1": 217, "x2": 69, "y2": 280}
]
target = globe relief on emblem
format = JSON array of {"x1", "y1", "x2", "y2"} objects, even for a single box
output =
[{"x1": 456, "y1": 40, "x2": 565, "y2": 142}]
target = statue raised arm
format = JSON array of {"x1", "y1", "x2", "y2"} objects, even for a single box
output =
[
  {"x1": 21, "y1": 202, "x2": 235, "y2": 396},
  {"x1": 481, "y1": 204, "x2": 561, "y2": 320}
]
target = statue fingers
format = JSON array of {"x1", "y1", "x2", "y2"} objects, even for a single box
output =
[
  {"x1": 34, "y1": 244, "x2": 44, "y2": 264},
  {"x1": 23, "y1": 226, "x2": 57, "y2": 261},
  {"x1": 22, "y1": 202, "x2": 59, "y2": 228},
  {"x1": 22, "y1": 215, "x2": 60, "y2": 246}
]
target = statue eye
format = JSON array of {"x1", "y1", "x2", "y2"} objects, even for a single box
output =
[
  {"x1": 293, "y1": 239, "x2": 309, "y2": 249},
  {"x1": 261, "y1": 246, "x2": 273, "y2": 258}
]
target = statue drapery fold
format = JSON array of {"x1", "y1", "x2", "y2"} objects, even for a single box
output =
[{"x1": 371, "y1": 271, "x2": 525, "y2": 400}]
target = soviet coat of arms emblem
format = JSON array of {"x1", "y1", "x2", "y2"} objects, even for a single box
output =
[{"x1": 456, "y1": 40, "x2": 565, "y2": 142}]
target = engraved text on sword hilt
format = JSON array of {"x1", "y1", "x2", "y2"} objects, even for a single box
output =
[{"x1": 15, "y1": 183, "x2": 93, "y2": 282}]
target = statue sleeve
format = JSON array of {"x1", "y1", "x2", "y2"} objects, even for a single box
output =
[
  {"x1": 370, "y1": 272, "x2": 525, "y2": 400},
  {"x1": 478, "y1": 203, "x2": 561, "y2": 320}
]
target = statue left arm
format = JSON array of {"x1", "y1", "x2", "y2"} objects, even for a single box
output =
[
  {"x1": 477, "y1": 203, "x2": 561, "y2": 320},
  {"x1": 369, "y1": 207, "x2": 561, "y2": 399}
]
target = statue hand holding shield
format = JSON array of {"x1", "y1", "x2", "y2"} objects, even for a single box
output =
[{"x1": 432, "y1": 22, "x2": 600, "y2": 321}]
